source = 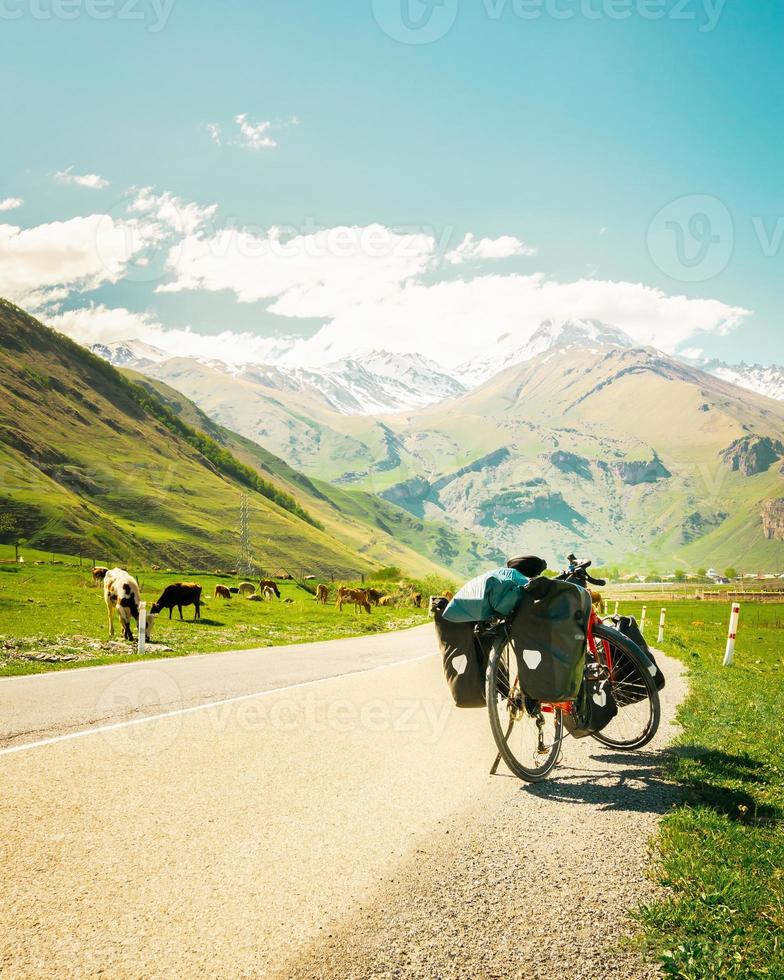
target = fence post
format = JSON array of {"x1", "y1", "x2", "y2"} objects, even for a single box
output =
[
  {"x1": 657, "y1": 608, "x2": 666, "y2": 644},
  {"x1": 723, "y1": 603, "x2": 740, "y2": 666},
  {"x1": 640, "y1": 605, "x2": 647, "y2": 634},
  {"x1": 613, "y1": 600, "x2": 619, "y2": 617},
  {"x1": 138, "y1": 602, "x2": 146, "y2": 656}
]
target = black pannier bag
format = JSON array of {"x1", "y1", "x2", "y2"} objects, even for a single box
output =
[
  {"x1": 507, "y1": 578, "x2": 593, "y2": 702},
  {"x1": 611, "y1": 615, "x2": 666, "y2": 694},
  {"x1": 563, "y1": 674, "x2": 618, "y2": 738},
  {"x1": 433, "y1": 599, "x2": 487, "y2": 708}
]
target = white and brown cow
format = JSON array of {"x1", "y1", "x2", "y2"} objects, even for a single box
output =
[{"x1": 103, "y1": 568, "x2": 156, "y2": 642}]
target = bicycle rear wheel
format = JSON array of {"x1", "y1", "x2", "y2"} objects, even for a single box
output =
[
  {"x1": 590, "y1": 622, "x2": 660, "y2": 750},
  {"x1": 486, "y1": 639, "x2": 563, "y2": 782}
]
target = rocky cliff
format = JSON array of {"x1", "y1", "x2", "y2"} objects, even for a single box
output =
[
  {"x1": 720, "y1": 436, "x2": 784, "y2": 476},
  {"x1": 762, "y1": 499, "x2": 784, "y2": 541}
]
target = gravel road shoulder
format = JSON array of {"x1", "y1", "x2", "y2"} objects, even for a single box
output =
[{"x1": 276, "y1": 650, "x2": 686, "y2": 980}]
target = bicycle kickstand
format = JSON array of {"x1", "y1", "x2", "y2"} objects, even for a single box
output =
[{"x1": 489, "y1": 718, "x2": 515, "y2": 775}]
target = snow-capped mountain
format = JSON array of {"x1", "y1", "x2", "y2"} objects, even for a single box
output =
[
  {"x1": 90, "y1": 339, "x2": 168, "y2": 368},
  {"x1": 90, "y1": 342, "x2": 467, "y2": 415},
  {"x1": 453, "y1": 318, "x2": 635, "y2": 384},
  {"x1": 224, "y1": 350, "x2": 467, "y2": 414},
  {"x1": 703, "y1": 360, "x2": 784, "y2": 401}
]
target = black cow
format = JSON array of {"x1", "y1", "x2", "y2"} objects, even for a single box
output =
[{"x1": 151, "y1": 582, "x2": 202, "y2": 621}]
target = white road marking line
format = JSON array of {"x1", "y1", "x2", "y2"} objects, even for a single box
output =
[{"x1": 0, "y1": 652, "x2": 436, "y2": 758}]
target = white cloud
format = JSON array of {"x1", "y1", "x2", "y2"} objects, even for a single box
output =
[
  {"x1": 54, "y1": 167, "x2": 110, "y2": 190},
  {"x1": 0, "y1": 188, "x2": 750, "y2": 377},
  {"x1": 0, "y1": 197, "x2": 23, "y2": 212},
  {"x1": 128, "y1": 187, "x2": 218, "y2": 238},
  {"x1": 0, "y1": 214, "x2": 145, "y2": 309},
  {"x1": 0, "y1": 188, "x2": 216, "y2": 312},
  {"x1": 446, "y1": 232, "x2": 535, "y2": 265},
  {"x1": 235, "y1": 113, "x2": 276, "y2": 150},
  {"x1": 158, "y1": 223, "x2": 435, "y2": 315},
  {"x1": 285, "y1": 272, "x2": 750, "y2": 367},
  {"x1": 207, "y1": 113, "x2": 299, "y2": 151},
  {"x1": 158, "y1": 219, "x2": 747, "y2": 367},
  {"x1": 48, "y1": 304, "x2": 299, "y2": 365}
]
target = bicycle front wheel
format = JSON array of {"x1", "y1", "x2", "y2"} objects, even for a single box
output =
[
  {"x1": 590, "y1": 622, "x2": 661, "y2": 750},
  {"x1": 486, "y1": 639, "x2": 563, "y2": 782}
]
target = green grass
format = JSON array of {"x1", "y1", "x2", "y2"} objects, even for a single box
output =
[
  {"x1": 0, "y1": 562, "x2": 444, "y2": 677},
  {"x1": 638, "y1": 600, "x2": 784, "y2": 979}
]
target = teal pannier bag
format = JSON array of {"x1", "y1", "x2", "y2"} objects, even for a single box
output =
[
  {"x1": 443, "y1": 567, "x2": 528, "y2": 624},
  {"x1": 507, "y1": 578, "x2": 592, "y2": 702}
]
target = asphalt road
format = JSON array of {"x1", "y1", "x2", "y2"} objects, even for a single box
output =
[
  {"x1": 0, "y1": 627, "x2": 685, "y2": 978},
  {"x1": 0, "y1": 625, "x2": 434, "y2": 751}
]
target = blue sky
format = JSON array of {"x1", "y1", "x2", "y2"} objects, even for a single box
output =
[{"x1": 0, "y1": 0, "x2": 781, "y2": 367}]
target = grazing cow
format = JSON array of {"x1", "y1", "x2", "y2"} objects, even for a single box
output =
[
  {"x1": 412, "y1": 593, "x2": 423, "y2": 608},
  {"x1": 92, "y1": 566, "x2": 109, "y2": 583},
  {"x1": 336, "y1": 587, "x2": 371, "y2": 614},
  {"x1": 151, "y1": 583, "x2": 202, "y2": 621},
  {"x1": 589, "y1": 590, "x2": 604, "y2": 614},
  {"x1": 248, "y1": 594, "x2": 263, "y2": 602},
  {"x1": 214, "y1": 584, "x2": 232, "y2": 600},
  {"x1": 365, "y1": 588, "x2": 385, "y2": 606},
  {"x1": 238, "y1": 582, "x2": 256, "y2": 597},
  {"x1": 262, "y1": 585, "x2": 276, "y2": 600},
  {"x1": 104, "y1": 568, "x2": 156, "y2": 642},
  {"x1": 258, "y1": 579, "x2": 281, "y2": 599},
  {"x1": 315, "y1": 584, "x2": 329, "y2": 605},
  {"x1": 378, "y1": 595, "x2": 395, "y2": 607},
  {"x1": 229, "y1": 587, "x2": 240, "y2": 595}
]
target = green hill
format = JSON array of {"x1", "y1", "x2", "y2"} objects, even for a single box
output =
[{"x1": 0, "y1": 301, "x2": 385, "y2": 576}]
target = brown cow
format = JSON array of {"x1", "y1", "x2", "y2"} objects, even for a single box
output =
[
  {"x1": 214, "y1": 584, "x2": 232, "y2": 599},
  {"x1": 412, "y1": 593, "x2": 423, "y2": 608},
  {"x1": 336, "y1": 587, "x2": 371, "y2": 614},
  {"x1": 315, "y1": 584, "x2": 329, "y2": 605},
  {"x1": 589, "y1": 590, "x2": 605, "y2": 614},
  {"x1": 258, "y1": 579, "x2": 281, "y2": 599},
  {"x1": 238, "y1": 582, "x2": 256, "y2": 597},
  {"x1": 378, "y1": 595, "x2": 395, "y2": 606},
  {"x1": 365, "y1": 588, "x2": 385, "y2": 606},
  {"x1": 151, "y1": 582, "x2": 202, "y2": 621}
]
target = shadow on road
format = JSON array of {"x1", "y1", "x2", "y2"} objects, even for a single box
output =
[
  {"x1": 523, "y1": 747, "x2": 679, "y2": 814},
  {"x1": 522, "y1": 743, "x2": 781, "y2": 823}
]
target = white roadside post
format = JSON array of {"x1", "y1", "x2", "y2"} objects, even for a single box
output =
[
  {"x1": 657, "y1": 608, "x2": 666, "y2": 644},
  {"x1": 640, "y1": 605, "x2": 647, "y2": 634},
  {"x1": 613, "y1": 601, "x2": 619, "y2": 616},
  {"x1": 138, "y1": 601, "x2": 146, "y2": 656},
  {"x1": 723, "y1": 602, "x2": 740, "y2": 666}
]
